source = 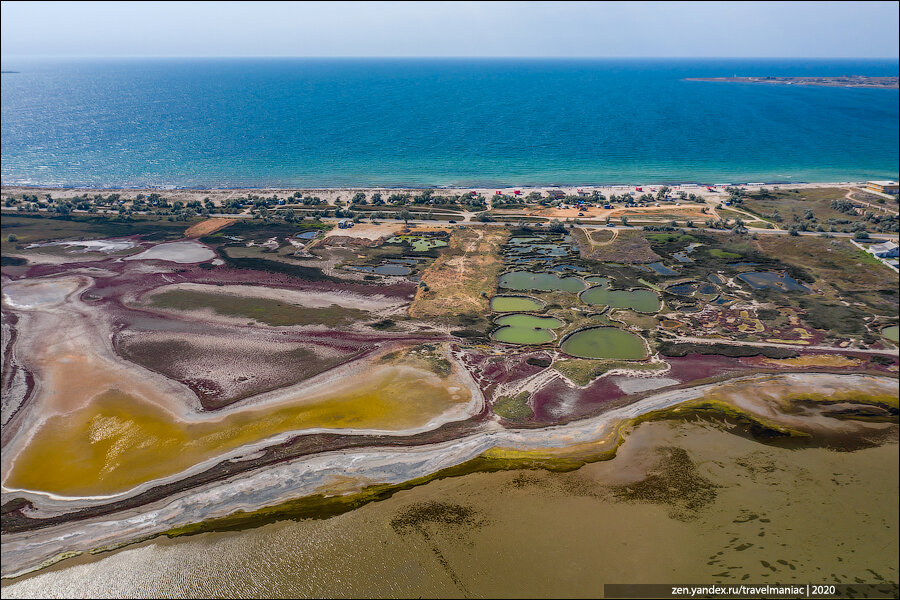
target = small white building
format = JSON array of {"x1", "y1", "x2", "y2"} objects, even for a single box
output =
[{"x1": 868, "y1": 241, "x2": 899, "y2": 258}]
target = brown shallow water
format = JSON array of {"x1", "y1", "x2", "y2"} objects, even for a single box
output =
[{"x1": 4, "y1": 420, "x2": 897, "y2": 598}]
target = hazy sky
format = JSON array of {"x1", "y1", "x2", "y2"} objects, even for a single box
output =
[{"x1": 2, "y1": 1, "x2": 898, "y2": 59}]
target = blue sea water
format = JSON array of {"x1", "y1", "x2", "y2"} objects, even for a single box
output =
[{"x1": 1, "y1": 58, "x2": 898, "y2": 188}]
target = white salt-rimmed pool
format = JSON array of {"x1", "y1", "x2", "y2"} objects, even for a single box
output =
[
  {"x1": 124, "y1": 241, "x2": 215, "y2": 264},
  {"x1": 27, "y1": 239, "x2": 137, "y2": 253}
]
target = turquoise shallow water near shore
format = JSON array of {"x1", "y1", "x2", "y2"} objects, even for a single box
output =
[{"x1": 1, "y1": 58, "x2": 898, "y2": 187}]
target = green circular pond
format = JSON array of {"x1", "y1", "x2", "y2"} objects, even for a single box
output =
[
  {"x1": 498, "y1": 271, "x2": 585, "y2": 292},
  {"x1": 491, "y1": 314, "x2": 564, "y2": 345},
  {"x1": 491, "y1": 295, "x2": 544, "y2": 312},
  {"x1": 883, "y1": 325, "x2": 900, "y2": 343},
  {"x1": 560, "y1": 326, "x2": 648, "y2": 359},
  {"x1": 580, "y1": 281, "x2": 661, "y2": 313}
]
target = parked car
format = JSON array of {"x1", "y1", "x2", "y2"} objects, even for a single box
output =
[{"x1": 448, "y1": 220, "x2": 457, "y2": 223}]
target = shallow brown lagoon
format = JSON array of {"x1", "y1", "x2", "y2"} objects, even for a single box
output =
[{"x1": 3, "y1": 421, "x2": 896, "y2": 598}]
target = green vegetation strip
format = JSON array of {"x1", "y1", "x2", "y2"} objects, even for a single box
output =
[
  {"x1": 553, "y1": 359, "x2": 667, "y2": 386},
  {"x1": 148, "y1": 289, "x2": 369, "y2": 327},
  {"x1": 493, "y1": 392, "x2": 533, "y2": 420},
  {"x1": 707, "y1": 248, "x2": 742, "y2": 259},
  {"x1": 657, "y1": 341, "x2": 798, "y2": 359},
  {"x1": 217, "y1": 247, "x2": 340, "y2": 282}
]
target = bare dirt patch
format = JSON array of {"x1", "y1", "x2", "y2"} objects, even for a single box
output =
[
  {"x1": 321, "y1": 223, "x2": 402, "y2": 242},
  {"x1": 184, "y1": 218, "x2": 235, "y2": 238}
]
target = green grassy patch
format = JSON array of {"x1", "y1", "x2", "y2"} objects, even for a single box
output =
[
  {"x1": 147, "y1": 289, "x2": 369, "y2": 327},
  {"x1": 493, "y1": 391, "x2": 533, "y2": 420},
  {"x1": 209, "y1": 220, "x2": 332, "y2": 242},
  {"x1": 217, "y1": 247, "x2": 340, "y2": 282},
  {"x1": 553, "y1": 358, "x2": 666, "y2": 386},
  {"x1": 1, "y1": 213, "x2": 192, "y2": 254},
  {"x1": 794, "y1": 298, "x2": 866, "y2": 335},
  {"x1": 707, "y1": 248, "x2": 742, "y2": 259},
  {"x1": 657, "y1": 341, "x2": 798, "y2": 359},
  {"x1": 645, "y1": 233, "x2": 697, "y2": 244}
]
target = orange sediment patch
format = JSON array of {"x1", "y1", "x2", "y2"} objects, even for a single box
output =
[{"x1": 184, "y1": 218, "x2": 235, "y2": 238}]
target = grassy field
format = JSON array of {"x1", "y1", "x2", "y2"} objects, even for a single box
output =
[
  {"x1": 657, "y1": 341, "x2": 798, "y2": 359},
  {"x1": 716, "y1": 208, "x2": 772, "y2": 227},
  {"x1": 644, "y1": 232, "x2": 698, "y2": 244},
  {"x1": 205, "y1": 219, "x2": 332, "y2": 243},
  {"x1": 737, "y1": 187, "x2": 900, "y2": 233},
  {"x1": 574, "y1": 229, "x2": 661, "y2": 263},
  {"x1": 740, "y1": 234, "x2": 892, "y2": 291},
  {"x1": 643, "y1": 229, "x2": 899, "y2": 343},
  {"x1": 707, "y1": 248, "x2": 742, "y2": 259},
  {"x1": 409, "y1": 226, "x2": 508, "y2": 319},
  {"x1": 716, "y1": 233, "x2": 898, "y2": 335},
  {"x1": 740, "y1": 188, "x2": 855, "y2": 221}
]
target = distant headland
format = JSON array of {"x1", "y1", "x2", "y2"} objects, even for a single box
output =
[{"x1": 685, "y1": 75, "x2": 899, "y2": 89}]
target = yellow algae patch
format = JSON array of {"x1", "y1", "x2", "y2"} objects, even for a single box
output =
[
  {"x1": 758, "y1": 354, "x2": 863, "y2": 368},
  {"x1": 482, "y1": 437, "x2": 619, "y2": 463},
  {"x1": 6, "y1": 367, "x2": 470, "y2": 497}
]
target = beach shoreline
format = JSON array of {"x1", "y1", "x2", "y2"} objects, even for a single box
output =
[
  {"x1": 3, "y1": 181, "x2": 891, "y2": 210},
  {"x1": 1, "y1": 181, "x2": 880, "y2": 193}
]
